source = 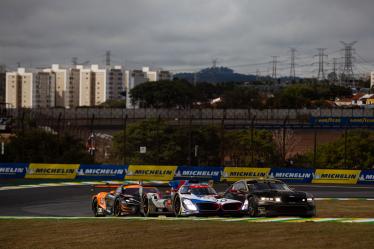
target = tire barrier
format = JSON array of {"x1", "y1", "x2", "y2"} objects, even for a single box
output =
[{"x1": 1, "y1": 163, "x2": 374, "y2": 184}]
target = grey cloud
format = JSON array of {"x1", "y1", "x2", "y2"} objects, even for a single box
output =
[{"x1": 0, "y1": 0, "x2": 373, "y2": 76}]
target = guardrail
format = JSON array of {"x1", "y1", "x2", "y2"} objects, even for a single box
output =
[{"x1": 1, "y1": 163, "x2": 373, "y2": 184}]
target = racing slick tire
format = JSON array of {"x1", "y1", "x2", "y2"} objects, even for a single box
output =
[
  {"x1": 92, "y1": 198, "x2": 106, "y2": 217},
  {"x1": 173, "y1": 195, "x2": 183, "y2": 217},
  {"x1": 113, "y1": 199, "x2": 122, "y2": 217},
  {"x1": 248, "y1": 197, "x2": 259, "y2": 217},
  {"x1": 142, "y1": 196, "x2": 156, "y2": 217}
]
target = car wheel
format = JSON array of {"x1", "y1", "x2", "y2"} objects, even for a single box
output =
[
  {"x1": 248, "y1": 197, "x2": 259, "y2": 217},
  {"x1": 92, "y1": 198, "x2": 105, "y2": 217},
  {"x1": 173, "y1": 195, "x2": 182, "y2": 217},
  {"x1": 113, "y1": 200, "x2": 122, "y2": 217}
]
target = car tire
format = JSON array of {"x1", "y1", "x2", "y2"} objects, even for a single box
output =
[
  {"x1": 248, "y1": 197, "x2": 259, "y2": 217},
  {"x1": 92, "y1": 198, "x2": 105, "y2": 217},
  {"x1": 113, "y1": 199, "x2": 122, "y2": 217},
  {"x1": 173, "y1": 195, "x2": 182, "y2": 217},
  {"x1": 142, "y1": 196, "x2": 155, "y2": 217}
]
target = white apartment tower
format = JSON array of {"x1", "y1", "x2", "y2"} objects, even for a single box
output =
[
  {"x1": 125, "y1": 70, "x2": 147, "y2": 108},
  {"x1": 6, "y1": 68, "x2": 33, "y2": 108},
  {"x1": 79, "y1": 65, "x2": 107, "y2": 106},
  {"x1": 43, "y1": 64, "x2": 68, "y2": 107}
]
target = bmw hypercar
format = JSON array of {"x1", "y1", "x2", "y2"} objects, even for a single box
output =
[
  {"x1": 223, "y1": 179, "x2": 316, "y2": 217},
  {"x1": 171, "y1": 180, "x2": 246, "y2": 217}
]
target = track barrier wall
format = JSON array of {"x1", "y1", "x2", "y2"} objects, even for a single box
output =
[{"x1": 0, "y1": 163, "x2": 373, "y2": 184}]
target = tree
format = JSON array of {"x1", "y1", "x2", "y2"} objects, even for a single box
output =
[
  {"x1": 111, "y1": 119, "x2": 221, "y2": 166},
  {"x1": 224, "y1": 130, "x2": 279, "y2": 167},
  {"x1": 3, "y1": 129, "x2": 94, "y2": 164},
  {"x1": 294, "y1": 130, "x2": 374, "y2": 169}
]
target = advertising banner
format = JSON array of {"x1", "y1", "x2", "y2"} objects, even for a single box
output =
[
  {"x1": 76, "y1": 164, "x2": 128, "y2": 180},
  {"x1": 125, "y1": 165, "x2": 177, "y2": 181},
  {"x1": 358, "y1": 170, "x2": 374, "y2": 184},
  {"x1": 312, "y1": 169, "x2": 361, "y2": 184},
  {"x1": 268, "y1": 168, "x2": 315, "y2": 183},
  {"x1": 310, "y1": 117, "x2": 374, "y2": 127},
  {"x1": 0, "y1": 163, "x2": 28, "y2": 178},
  {"x1": 220, "y1": 167, "x2": 271, "y2": 182},
  {"x1": 25, "y1": 164, "x2": 80, "y2": 179},
  {"x1": 174, "y1": 166, "x2": 223, "y2": 181}
]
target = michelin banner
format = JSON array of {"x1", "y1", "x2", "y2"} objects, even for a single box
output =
[
  {"x1": 76, "y1": 164, "x2": 128, "y2": 180},
  {"x1": 312, "y1": 169, "x2": 361, "y2": 184},
  {"x1": 0, "y1": 163, "x2": 28, "y2": 178},
  {"x1": 221, "y1": 167, "x2": 271, "y2": 182},
  {"x1": 174, "y1": 166, "x2": 223, "y2": 181},
  {"x1": 25, "y1": 164, "x2": 80, "y2": 179},
  {"x1": 125, "y1": 165, "x2": 177, "y2": 181},
  {"x1": 358, "y1": 170, "x2": 374, "y2": 184},
  {"x1": 268, "y1": 168, "x2": 315, "y2": 183}
]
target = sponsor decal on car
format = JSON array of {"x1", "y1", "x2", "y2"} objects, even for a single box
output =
[
  {"x1": 220, "y1": 167, "x2": 271, "y2": 182},
  {"x1": 312, "y1": 169, "x2": 361, "y2": 184},
  {"x1": 125, "y1": 165, "x2": 177, "y2": 181},
  {"x1": 25, "y1": 164, "x2": 80, "y2": 179}
]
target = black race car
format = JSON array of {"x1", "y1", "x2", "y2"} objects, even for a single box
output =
[{"x1": 223, "y1": 179, "x2": 316, "y2": 217}]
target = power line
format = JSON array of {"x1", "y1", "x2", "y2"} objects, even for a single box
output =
[{"x1": 340, "y1": 41, "x2": 357, "y2": 87}]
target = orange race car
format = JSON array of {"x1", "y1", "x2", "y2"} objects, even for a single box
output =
[{"x1": 91, "y1": 184, "x2": 162, "y2": 217}]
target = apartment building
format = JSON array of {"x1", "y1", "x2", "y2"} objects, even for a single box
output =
[
  {"x1": 79, "y1": 65, "x2": 107, "y2": 106},
  {"x1": 43, "y1": 64, "x2": 68, "y2": 107},
  {"x1": 34, "y1": 72, "x2": 56, "y2": 108},
  {"x1": 67, "y1": 66, "x2": 82, "y2": 108},
  {"x1": 371, "y1": 72, "x2": 374, "y2": 90},
  {"x1": 6, "y1": 68, "x2": 33, "y2": 108},
  {"x1": 0, "y1": 66, "x2": 5, "y2": 103},
  {"x1": 142, "y1": 67, "x2": 172, "y2": 82},
  {"x1": 125, "y1": 70, "x2": 147, "y2": 108},
  {"x1": 107, "y1": 65, "x2": 125, "y2": 100}
]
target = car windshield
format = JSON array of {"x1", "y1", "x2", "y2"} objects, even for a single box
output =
[
  {"x1": 251, "y1": 182, "x2": 291, "y2": 191},
  {"x1": 189, "y1": 187, "x2": 217, "y2": 196}
]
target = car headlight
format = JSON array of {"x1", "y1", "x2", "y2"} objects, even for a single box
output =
[
  {"x1": 241, "y1": 200, "x2": 249, "y2": 210},
  {"x1": 183, "y1": 199, "x2": 197, "y2": 211},
  {"x1": 307, "y1": 197, "x2": 314, "y2": 202},
  {"x1": 260, "y1": 197, "x2": 281, "y2": 202}
]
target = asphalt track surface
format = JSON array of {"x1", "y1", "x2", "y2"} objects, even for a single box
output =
[{"x1": 1, "y1": 183, "x2": 374, "y2": 217}]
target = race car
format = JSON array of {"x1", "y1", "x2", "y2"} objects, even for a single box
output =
[
  {"x1": 223, "y1": 179, "x2": 316, "y2": 217},
  {"x1": 171, "y1": 180, "x2": 246, "y2": 217},
  {"x1": 91, "y1": 184, "x2": 161, "y2": 217}
]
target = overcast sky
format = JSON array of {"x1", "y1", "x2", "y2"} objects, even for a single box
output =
[{"x1": 0, "y1": 0, "x2": 373, "y2": 76}]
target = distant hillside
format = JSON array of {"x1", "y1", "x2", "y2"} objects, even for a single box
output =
[{"x1": 174, "y1": 67, "x2": 256, "y2": 83}]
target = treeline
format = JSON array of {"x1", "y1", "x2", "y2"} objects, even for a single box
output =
[{"x1": 128, "y1": 80, "x2": 352, "y2": 109}]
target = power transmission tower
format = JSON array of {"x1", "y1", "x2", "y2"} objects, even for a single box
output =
[
  {"x1": 331, "y1": 58, "x2": 339, "y2": 84},
  {"x1": 106, "y1": 51, "x2": 111, "y2": 66},
  {"x1": 340, "y1": 41, "x2": 357, "y2": 87},
  {"x1": 316, "y1": 48, "x2": 327, "y2": 81},
  {"x1": 271, "y1": 56, "x2": 278, "y2": 80},
  {"x1": 290, "y1": 48, "x2": 296, "y2": 81}
]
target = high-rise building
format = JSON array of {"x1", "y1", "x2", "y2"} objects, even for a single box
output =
[
  {"x1": 43, "y1": 64, "x2": 69, "y2": 107},
  {"x1": 34, "y1": 72, "x2": 56, "y2": 108},
  {"x1": 107, "y1": 65, "x2": 125, "y2": 100},
  {"x1": 79, "y1": 65, "x2": 107, "y2": 106},
  {"x1": 142, "y1": 67, "x2": 172, "y2": 82},
  {"x1": 125, "y1": 70, "x2": 147, "y2": 108},
  {"x1": 371, "y1": 72, "x2": 374, "y2": 90},
  {"x1": 6, "y1": 68, "x2": 33, "y2": 108},
  {"x1": 67, "y1": 66, "x2": 82, "y2": 108},
  {"x1": 0, "y1": 66, "x2": 5, "y2": 103}
]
